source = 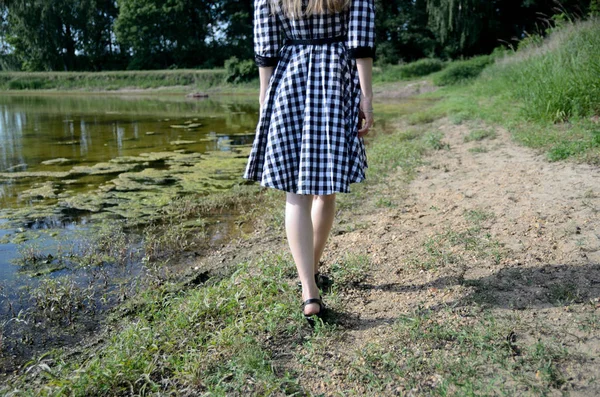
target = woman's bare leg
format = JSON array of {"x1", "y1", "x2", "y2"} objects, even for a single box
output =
[
  {"x1": 285, "y1": 193, "x2": 321, "y2": 315},
  {"x1": 312, "y1": 194, "x2": 336, "y2": 275}
]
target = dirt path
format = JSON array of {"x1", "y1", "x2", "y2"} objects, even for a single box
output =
[
  {"x1": 302, "y1": 120, "x2": 600, "y2": 395},
  {"x1": 190, "y1": 116, "x2": 600, "y2": 395}
]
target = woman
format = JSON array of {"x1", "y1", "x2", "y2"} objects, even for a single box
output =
[{"x1": 244, "y1": 0, "x2": 375, "y2": 321}]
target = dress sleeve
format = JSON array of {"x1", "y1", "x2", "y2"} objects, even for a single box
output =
[
  {"x1": 254, "y1": 0, "x2": 282, "y2": 67},
  {"x1": 347, "y1": 0, "x2": 376, "y2": 59}
]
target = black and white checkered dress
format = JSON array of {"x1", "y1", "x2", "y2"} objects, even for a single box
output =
[{"x1": 244, "y1": 0, "x2": 375, "y2": 195}]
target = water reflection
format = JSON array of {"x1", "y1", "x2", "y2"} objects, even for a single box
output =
[{"x1": 0, "y1": 94, "x2": 259, "y2": 209}]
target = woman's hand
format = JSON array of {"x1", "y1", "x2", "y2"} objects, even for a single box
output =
[{"x1": 358, "y1": 95, "x2": 374, "y2": 138}]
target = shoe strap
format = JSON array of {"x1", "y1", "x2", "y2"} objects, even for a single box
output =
[{"x1": 303, "y1": 298, "x2": 322, "y2": 306}]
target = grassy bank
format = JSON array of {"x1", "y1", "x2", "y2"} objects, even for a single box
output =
[
  {"x1": 0, "y1": 69, "x2": 232, "y2": 92},
  {"x1": 2, "y1": 19, "x2": 598, "y2": 395},
  {"x1": 0, "y1": 98, "x2": 444, "y2": 395},
  {"x1": 414, "y1": 19, "x2": 600, "y2": 163}
]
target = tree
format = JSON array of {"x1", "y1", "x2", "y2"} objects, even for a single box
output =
[
  {"x1": 426, "y1": 0, "x2": 496, "y2": 57},
  {"x1": 211, "y1": 0, "x2": 253, "y2": 64},
  {"x1": 114, "y1": 0, "x2": 215, "y2": 69},
  {"x1": 375, "y1": 0, "x2": 438, "y2": 63},
  {"x1": 77, "y1": 0, "x2": 123, "y2": 70},
  {"x1": 590, "y1": 0, "x2": 600, "y2": 16}
]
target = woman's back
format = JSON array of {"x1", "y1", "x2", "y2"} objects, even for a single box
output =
[{"x1": 277, "y1": 8, "x2": 349, "y2": 41}]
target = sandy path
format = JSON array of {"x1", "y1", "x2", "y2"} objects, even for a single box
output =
[{"x1": 305, "y1": 120, "x2": 600, "y2": 395}]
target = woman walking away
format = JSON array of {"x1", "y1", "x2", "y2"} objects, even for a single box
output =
[{"x1": 244, "y1": 0, "x2": 375, "y2": 324}]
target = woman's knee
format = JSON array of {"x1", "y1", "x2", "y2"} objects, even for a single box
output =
[
  {"x1": 287, "y1": 192, "x2": 314, "y2": 207},
  {"x1": 314, "y1": 194, "x2": 336, "y2": 204}
]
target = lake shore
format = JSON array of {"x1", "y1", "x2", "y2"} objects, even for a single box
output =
[
  {"x1": 2, "y1": 19, "x2": 600, "y2": 393},
  {"x1": 2, "y1": 75, "x2": 599, "y2": 394},
  {"x1": 0, "y1": 69, "x2": 238, "y2": 92}
]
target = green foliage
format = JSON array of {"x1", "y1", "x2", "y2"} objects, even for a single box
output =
[
  {"x1": 375, "y1": 0, "x2": 438, "y2": 63},
  {"x1": 427, "y1": 0, "x2": 492, "y2": 54},
  {"x1": 591, "y1": 0, "x2": 600, "y2": 16},
  {"x1": 8, "y1": 256, "x2": 304, "y2": 396},
  {"x1": 0, "y1": 69, "x2": 226, "y2": 91},
  {"x1": 224, "y1": 56, "x2": 258, "y2": 84},
  {"x1": 424, "y1": 130, "x2": 450, "y2": 150},
  {"x1": 504, "y1": 20, "x2": 600, "y2": 122},
  {"x1": 114, "y1": 0, "x2": 213, "y2": 70},
  {"x1": 3, "y1": 0, "x2": 119, "y2": 71},
  {"x1": 1, "y1": 0, "x2": 596, "y2": 71},
  {"x1": 433, "y1": 55, "x2": 494, "y2": 86},
  {"x1": 375, "y1": 58, "x2": 445, "y2": 82}
]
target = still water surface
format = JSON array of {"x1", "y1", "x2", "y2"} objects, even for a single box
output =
[
  {"x1": 0, "y1": 94, "x2": 258, "y2": 209},
  {"x1": 0, "y1": 94, "x2": 259, "y2": 371},
  {"x1": 0, "y1": 93, "x2": 259, "y2": 273}
]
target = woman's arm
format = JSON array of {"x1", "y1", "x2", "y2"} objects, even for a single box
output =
[
  {"x1": 347, "y1": 0, "x2": 376, "y2": 137},
  {"x1": 259, "y1": 66, "x2": 274, "y2": 108},
  {"x1": 356, "y1": 58, "x2": 373, "y2": 137}
]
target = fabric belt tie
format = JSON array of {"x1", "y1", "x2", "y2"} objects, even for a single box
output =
[{"x1": 285, "y1": 36, "x2": 346, "y2": 46}]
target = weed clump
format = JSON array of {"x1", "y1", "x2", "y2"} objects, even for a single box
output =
[
  {"x1": 376, "y1": 58, "x2": 445, "y2": 82},
  {"x1": 487, "y1": 19, "x2": 600, "y2": 123},
  {"x1": 433, "y1": 55, "x2": 494, "y2": 86}
]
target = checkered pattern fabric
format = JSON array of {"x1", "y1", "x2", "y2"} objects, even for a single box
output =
[{"x1": 244, "y1": 0, "x2": 376, "y2": 195}]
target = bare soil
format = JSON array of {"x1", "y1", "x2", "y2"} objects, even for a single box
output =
[{"x1": 194, "y1": 118, "x2": 600, "y2": 395}]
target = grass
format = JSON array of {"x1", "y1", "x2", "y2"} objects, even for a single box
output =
[
  {"x1": 432, "y1": 55, "x2": 494, "y2": 86},
  {"x1": 0, "y1": 69, "x2": 231, "y2": 92},
  {"x1": 411, "y1": 207, "x2": 502, "y2": 271},
  {"x1": 7, "y1": 255, "x2": 304, "y2": 396},
  {"x1": 422, "y1": 19, "x2": 600, "y2": 164},
  {"x1": 464, "y1": 128, "x2": 497, "y2": 142},
  {"x1": 341, "y1": 307, "x2": 573, "y2": 395},
  {"x1": 414, "y1": 20, "x2": 600, "y2": 163},
  {"x1": 329, "y1": 253, "x2": 370, "y2": 287},
  {"x1": 496, "y1": 19, "x2": 600, "y2": 123},
  {"x1": 374, "y1": 58, "x2": 445, "y2": 83}
]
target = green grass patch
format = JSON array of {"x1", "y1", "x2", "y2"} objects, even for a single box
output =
[
  {"x1": 0, "y1": 69, "x2": 230, "y2": 92},
  {"x1": 493, "y1": 19, "x2": 600, "y2": 123},
  {"x1": 420, "y1": 20, "x2": 600, "y2": 162},
  {"x1": 432, "y1": 55, "x2": 494, "y2": 86},
  {"x1": 375, "y1": 58, "x2": 445, "y2": 83},
  {"x1": 343, "y1": 307, "x2": 572, "y2": 395},
  {"x1": 329, "y1": 253, "x2": 370, "y2": 287},
  {"x1": 468, "y1": 146, "x2": 489, "y2": 153},
  {"x1": 6, "y1": 255, "x2": 304, "y2": 396},
  {"x1": 464, "y1": 128, "x2": 497, "y2": 142},
  {"x1": 412, "y1": 210, "x2": 502, "y2": 271}
]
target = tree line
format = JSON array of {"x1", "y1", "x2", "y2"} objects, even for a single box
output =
[{"x1": 0, "y1": 0, "x2": 595, "y2": 72}]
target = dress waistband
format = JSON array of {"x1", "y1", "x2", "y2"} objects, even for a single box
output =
[{"x1": 285, "y1": 35, "x2": 346, "y2": 46}]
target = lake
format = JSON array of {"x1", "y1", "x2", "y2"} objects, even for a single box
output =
[{"x1": 0, "y1": 93, "x2": 260, "y2": 374}]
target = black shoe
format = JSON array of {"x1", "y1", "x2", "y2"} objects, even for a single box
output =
[
  {"x1": 297, "y1": 273, "x2": 334, "y2": 292},
  {"x1": 315, "y1": 273, "x2": 333, "y2": 292},
  {"x1": 302, "y1": 297, "x2": 325, "y2": 327}
]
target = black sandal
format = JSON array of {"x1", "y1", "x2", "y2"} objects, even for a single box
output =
[
  {"x1": 315, "y1": 273, "x2": 333, "y2": 292},
  {"x1": 297, "y1": 273, "x2": 334, "y2": 292},
  {"x1": 302, "y1": 297, "x2": 325, "y2": 327}
]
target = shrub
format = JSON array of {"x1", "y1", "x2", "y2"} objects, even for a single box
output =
[
  {"x1": 375, "y1": 58, "x2": 445, "y2": 82},
  {"x1": 224, "y1": 56, "x2": 258, "y2": 84},
  {"x1": 400, "y1": 58, "x2": 445, "y2": 78},
  {"x1": 488, "y1": 19, "x2": 600, "y2": 122},
  {"x1": 433, "y1": 55, "x2": 494, "y2": 86},
  {"x1": 8, "y1": 79, "x2": 47, "y2": 90}
]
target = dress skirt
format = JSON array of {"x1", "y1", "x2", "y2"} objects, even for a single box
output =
[{"x1": 243, "y1": 0, "x2": 375, "y2": 195}]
